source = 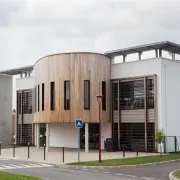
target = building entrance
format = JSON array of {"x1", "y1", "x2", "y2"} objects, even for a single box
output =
[{"x1": 80, "y1": 123, "x2": 99, "y2": 149}]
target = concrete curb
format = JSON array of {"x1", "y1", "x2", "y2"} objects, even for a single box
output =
[
  {"x1": 169, "y1": 170, "x2": 180, "y2": 180},
  {"x1": 61, "y1": 159, "x2": 180, "y2": 169}
]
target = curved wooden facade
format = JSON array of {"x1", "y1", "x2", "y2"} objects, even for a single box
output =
[{"x1": 33, "y1": 53, "x2": 111, "y2": 123}]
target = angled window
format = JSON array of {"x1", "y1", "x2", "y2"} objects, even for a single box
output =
[
  {"x1": 64, "y1": 81, "x2": 70, "y2": 110},
  {"x1": 84, "y1": 80, "x2": 90, "y2": 110},
  {"x1": 102, "y1": 81, "x2": 106, "y2": 110},
  {"x1": 50, "y1": 81, "x2": 55, "y2": 110},
  {"x1": 42, "y1": 83, "x2": 45, "y2": 111}
]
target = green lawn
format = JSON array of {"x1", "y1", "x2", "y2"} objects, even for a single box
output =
[
  {"x1": 0, "y1": 172, "x2": 42, "y2": 180},
  {"x1": 68, "y1": 153, "x2": 180, "y2": 166},
  {"x1": 173, "y1": 170, "x2": 180, "y2": 179}
]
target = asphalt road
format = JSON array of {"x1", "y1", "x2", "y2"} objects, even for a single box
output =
[
  {"x1": 0, "y1": 158, "x2": 133, "y2": 180},
  {"x1": 0, "y1": 157, "x2": 179, "y2": 180},
  {"x1": 74, "y1": 160, "x2": 180, "y2": 180}
]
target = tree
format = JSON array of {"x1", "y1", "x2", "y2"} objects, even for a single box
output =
[
  {"x1": 155, "y1": 128, "x2": 165, "y2": 156},
  {"x1": 12, "y1": 109, "x2": 16, "y2": 112}
]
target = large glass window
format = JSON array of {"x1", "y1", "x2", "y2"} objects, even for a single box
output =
[
  {"x1": 64, "y1": 81, "x2": 70, "y2": 110},
  {"x1": 84, "y1": 80, "x2": 90, "y2": 110},
  {"x1": 50, "y1": 81, "x2": 55, "y2": 110}
]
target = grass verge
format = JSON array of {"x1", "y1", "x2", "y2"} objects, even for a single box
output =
[
  {"x1": 68, "y1": 153, "x2": 180, "y2": 166},
  {"x1": 0, "y1": 171, "x2": 42, "y2": 180},
  {"x1": 173, "y1": 170, "x2": 180, "y2": 179}
]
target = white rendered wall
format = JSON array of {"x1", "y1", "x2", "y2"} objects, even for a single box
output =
[
  {"x1": 161, "y1": 59, "x2": 180, "y2": 152},
  {"x1": 16, "y1": 76, "x2": 33, "y2": 91},
  {"x1": 0, "y1": 75, "x2": 12, "y2": 146},
  {"x1": 49, "y1": 123, "x2": 111, "y2": 149}
]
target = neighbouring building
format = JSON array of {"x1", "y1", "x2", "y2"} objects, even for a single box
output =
[
  {"x1": 0, "y1": 75, "x2": 12, "y2": 146},
  {"x1": 0, "y1": 41, "x2": 180, "y2": 153}
]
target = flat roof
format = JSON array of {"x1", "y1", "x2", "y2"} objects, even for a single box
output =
[
  {"x1": 105, "y1": 41, "x2": 180, "y2": 57},
  {"x1": 0, "y1": 65, "x2": 33, "y2": 76}
]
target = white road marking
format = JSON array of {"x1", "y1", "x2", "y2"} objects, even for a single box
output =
[
  {"x1": 92, "y1": 170, "x2": 99, "y2": 172},
  {"x1": 141, "y1": 177, "x2": 152, "y2": 179},
  {"x1": 116, "y1": 173, "x2": 123, "y2": 176},
  {"x1": 103, "y1": 172, "x2": 110, "y2": 174},
  {"x1": 127, "y1": 175, "x2": 136, "y2": 178}
]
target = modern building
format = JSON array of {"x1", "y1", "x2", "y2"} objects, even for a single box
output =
[{"x1": 1, "y1": 41, "x2": 180, "y2": 153}]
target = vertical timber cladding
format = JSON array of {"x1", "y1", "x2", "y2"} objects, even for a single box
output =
[{"x1": 112, "y1": 75, "x2": 156, "y2": 152}]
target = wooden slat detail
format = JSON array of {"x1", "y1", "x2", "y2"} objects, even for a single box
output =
[
  {"x1": 33, "y1": 53, "x2": 111, "y2": 123},
  {"x1": 23, "y1": 114, "x2": 33, "y2": 124},
  {"x1": 144, "y1": 77, "x2": 147, "y2": 152},
  {"x1": 121, "y1": 109, "x2": 154, "y2": 123},
  {"x1": 154, "y1": 75, "x2": 158, "y2": 152},
  {"x1": 121, "y1": 110, "x2": 144, "y2": 123},
  {"x1": 147, "y1": 109, "x2": 154, "y2": 122},
  {"x1": 118, "y1": 81, "x2": 120, "y2": 149}
]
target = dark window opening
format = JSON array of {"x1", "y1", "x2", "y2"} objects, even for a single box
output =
[
  {"x1": 64, "y1": 81, "x2": 70, "y2": 110},
  {"x1": 112, "y1": 83, "x2": 118, "y2": 110},
  {"x1": 42, "y1": 83, "x2": 44, "y2": 111},
  {"x1": 38, "y1": 85, "x2": 40, "y2": 112},
  {"x1": 120, "y1": 80, "x2": 144, "y2": 110},
  {"x1": 102, "y1": 81, "x2": 106, "y2": 110},
  {"x1": 84, "y1": 80, "x2": 90, "y2": 110},
  {"x1": 22, "y1": 91, "x2": 32, "y2": 114},
  {"x1": 147, "y1": 79, "x2": 154, "y2": 109},
  {"x1": 50, "y1": 81, "x2": 55, "y2": 110},
  {"x1": 17, "y1": 92, "x2": 22, "y2": 114}
]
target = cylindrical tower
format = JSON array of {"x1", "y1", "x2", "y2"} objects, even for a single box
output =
[{"x1": 33, "y1": 52, "x2": 111, "y2": 124}]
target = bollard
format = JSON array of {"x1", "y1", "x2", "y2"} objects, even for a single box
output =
[
  {"x1": 62, "y1": 145, "x2": 64, "y2": 163},
  {"x1": 44, "y1": 144, "x2": 46, "y2": 160},
  {"x1": 13, "y1": 143, "x2": 15, "y2": 157},
  {"x1": 0, "y1": 142, "x2": 1, "y2": 156},
  {"x1": 28, "y1": 143, "x2": 30, "y2": 159}
]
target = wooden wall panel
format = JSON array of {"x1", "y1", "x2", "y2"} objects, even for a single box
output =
[{"x1": 33, "y1": 53, "x2": 111, "y2": 123}]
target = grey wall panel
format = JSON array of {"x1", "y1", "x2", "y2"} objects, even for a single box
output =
[{"x1": 0, "y1": 75, "x2": 12, "y2": 146}]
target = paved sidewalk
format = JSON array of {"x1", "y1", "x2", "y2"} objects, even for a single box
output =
[{"x1": 0, "y1": 147, "x2": 157, "y2": 165}]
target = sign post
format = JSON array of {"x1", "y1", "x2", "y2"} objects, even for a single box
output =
[{"x1": 75, "y1": 119, "x2": 83, "y2": 162}]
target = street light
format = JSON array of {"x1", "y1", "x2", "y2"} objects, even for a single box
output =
[{"x1": 96, "y1": 94, "x2": 103, "y2": 163}]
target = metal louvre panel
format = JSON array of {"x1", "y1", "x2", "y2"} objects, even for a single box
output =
[
  {"x1": 113, "y1": 110, "x2": 119, "y2": 123},
  {"x1": 148, "y1": 109, "x2": 154, "y2": 122},
  {"x1": 23, "y1": 114, "x2": 33, "y2": 124}
]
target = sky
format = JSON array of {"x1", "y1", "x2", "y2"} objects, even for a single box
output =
[{"x1": 1, "y1": 0, "x2": 180, "y2": 108}]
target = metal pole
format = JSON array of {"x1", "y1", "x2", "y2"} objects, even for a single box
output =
[
  {"x1": 28, "y1": 143, "x2": 30, "y2": 159},
  {"x1": 78, "y1": 128, "x2": 80, "y2": 162},
  {"x1": 0, "y1": 142, "x2": 1, "y2": 156},
  {"x1": 13, "y1": 143, "x2": 15, "y2": 157},
  {"x1": 99, "y1": 102, "x2": 102, "y2": 163},
  {"x1": 62, "y1": 145, "x2": 64, "y2": 163},
  {"x1": 44, "y1": 144, "x2": 46, "y2": 160}
]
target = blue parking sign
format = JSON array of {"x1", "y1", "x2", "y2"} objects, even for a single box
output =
[{"x1": 75, "y1": 120, "x2": 83, "y2": 128}]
